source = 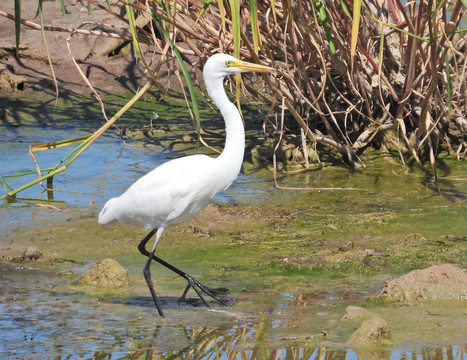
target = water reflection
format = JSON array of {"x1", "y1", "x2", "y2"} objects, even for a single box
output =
[
  {"x1": 116, "y1": 346, "x2": 466, "y2": 360},
  {"x1": 1, "y1": 260, "x2": 465, "y2": 359}
]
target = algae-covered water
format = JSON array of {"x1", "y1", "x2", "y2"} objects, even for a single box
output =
[{"x1": 1, "y1": 94, "x2": 466, "y2": 359}]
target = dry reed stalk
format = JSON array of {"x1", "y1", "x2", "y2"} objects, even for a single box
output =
[{"x1": 4, "y1": 0, "x2": 467, "y2": 170}]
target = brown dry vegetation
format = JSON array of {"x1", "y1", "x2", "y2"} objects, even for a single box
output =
[{"x1": 1, "y1": 0, "x2": 466, "y2": 173}]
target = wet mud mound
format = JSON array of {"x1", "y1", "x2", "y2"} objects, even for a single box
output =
[
  {"x1": 377, "y1": 263, "x2": 467, "y2": 302},
  {"x1": 77, "y1": 258, "x2": 129, "y2": 287}
]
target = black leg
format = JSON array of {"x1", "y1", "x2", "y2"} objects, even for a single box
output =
[
  {"x1": 137, "y1": 229, "x2": 229, "y2": 309},
  {"x1": 138, "y1": 229, "x2": 165, "y2": 316},
  {"x1": 137, "y1": 228, "x2": 157, "y2": 257},
  {"x1": 143, "y1": 247, "x2": 165, "y2": 317}
]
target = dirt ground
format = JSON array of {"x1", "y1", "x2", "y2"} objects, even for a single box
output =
[
  {"x1": 1, "y1": 200, "x2": 466, "y2": 353},
  {"x1": 0, "y1": 0, "x2": 189, "y2": 96}
]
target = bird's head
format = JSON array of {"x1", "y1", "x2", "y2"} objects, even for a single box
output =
[{"x1": 203, "y1": 54, "x2": 273, "y2": 80}]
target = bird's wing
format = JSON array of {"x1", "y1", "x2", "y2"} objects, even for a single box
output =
[
  {"x1": 111, "y1": 154, "x2": 218, "y2": 228},
  {"x1": 130, "y1": 154, "x2": 214, "y2": 194}
]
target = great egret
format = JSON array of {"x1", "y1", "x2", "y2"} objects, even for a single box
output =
[{"x1": 98, "y1": 54, "x2": 273, "y2": 317}]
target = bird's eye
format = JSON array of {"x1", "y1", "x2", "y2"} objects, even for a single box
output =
[{"x1": 226, "y1": 61, "x2": 232, "y2": 67}]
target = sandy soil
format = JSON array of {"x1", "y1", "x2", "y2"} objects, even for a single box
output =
[{"x1": 0, "y1": 0, "x2": 186, "y2": 96}]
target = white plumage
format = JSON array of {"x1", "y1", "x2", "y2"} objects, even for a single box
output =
[{"x1": 98, "y1": 154, "x2": 233, "y2": 229}]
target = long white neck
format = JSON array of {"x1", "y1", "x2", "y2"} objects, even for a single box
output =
[{"x1": 204, "y1": 74, "x2": 245, "y2": 182}]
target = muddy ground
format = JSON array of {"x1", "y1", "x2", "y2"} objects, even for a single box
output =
[
  {"x1": 1, "y1": 196, "x2": 467, "y2": 355},
  {"x1": 0, "y1": 0, "x2": 187, "y2": 96}
]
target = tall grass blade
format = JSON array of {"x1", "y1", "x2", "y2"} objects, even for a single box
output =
[
  {"x1": 125, "y1": 3, "x2": 154, "y2": 81},
  {"x1": 38, "y1": 0, "x2": 59, "y2": 100},
  {"x1": 0, "y1": 81, "x2": 155, "y2": 200},
  {"x1": 315, "y1": 0, "x2": 336, "y2": 55},
  {"x1": 442, "y1": 49, "x2": 452, "y2": 117},
  {"x1": 228, "y1": 0, "x2": 242, "y2": 109},
  {"x1": 14, "y1": 0, "x2": 21, "y2": 56},
  {"x1": 249, "y1": 0, "x2": 260, "y2": 53},
  {"x1": 148, "y1": 9, "x2": 201, "y2": 133},
  {"x1": 229, "y1": 0, "x2": 241, "y2": 57},
  {"x1": 196, "y1": 0, "x2": 215, "y2": 23},
  {"x1": 218, "y1": 0, "x2": 226, "y2": 33},
  {"x1": 339, "y1": 0, "x2": 352, "y2": 20},
  {"x1": 0, "y1": 176, "x2": 14, "y2": 193},
  {"x1": 60, "y1": 0, "x2": 66, "y2": 15},
  {"x1": 30, "y1": 135, "x2": 93, "y2": 153},
  {"x1": 350, "y1": 0, "x2": 362, "y2": 71},
  {"x1": 270, "y1": 0, "x2": 277, "y2": 25}
]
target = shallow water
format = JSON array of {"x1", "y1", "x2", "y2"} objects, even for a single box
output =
[
  {"x1": 1, "y1": 94, "x2": 285, "y2": 232},
  {"x1": 1, "y1": 261, "x2": 465, "y2": 359},
  {"x1": 1, "y1": 94, "x2": 466, "y2": 359}
]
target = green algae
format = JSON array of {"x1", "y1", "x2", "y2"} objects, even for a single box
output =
[
  {"x1": 4, "y1": 150, "x2": 466, "y2": 281},
  {"x1": 3, "y1": 160, "x2": 465, "y2": 302}
]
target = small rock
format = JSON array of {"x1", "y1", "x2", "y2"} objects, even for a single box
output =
[
  {"x1": 0, "y1": 69, "x2": 26, "y2": 92},
  {"x1": 77, "y1": 258, "x2": 129, "y2": 287},
  {"x1": 377, "y1": 263, "x2": 467, "y2": 303},
  {"x1": 23, "y1": 246, "x2": 43, "y2": 261},
  {"x1": 348, "y1": 315, "x2": 392, "y2": 346}
]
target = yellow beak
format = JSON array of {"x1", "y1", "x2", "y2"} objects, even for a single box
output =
[{"x1": 228, "y1": 60, "x2": 274, "y2": 73}]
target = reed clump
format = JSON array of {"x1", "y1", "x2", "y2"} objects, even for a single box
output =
[
  {"x1": 95, "y1": 0, "x2": 465, "y2": 170},
  {"x1": 4, "y1": 0, "x2": 467, "y2": 172}
]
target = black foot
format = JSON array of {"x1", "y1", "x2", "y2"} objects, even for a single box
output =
[
  {"x1": 179, "y1": 274, "x2": 230, "y2": 307},
  {"x1": 138, "y1": 228, "x2": 231, "y2": 312}
]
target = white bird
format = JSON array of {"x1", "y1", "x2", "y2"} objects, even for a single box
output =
[{"x1": 98, "y1": 54, "x2": 273, "y2": 316}]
